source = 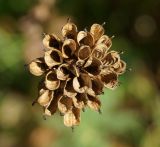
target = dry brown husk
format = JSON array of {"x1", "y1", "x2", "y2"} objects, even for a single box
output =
[
  {"x1": 62, "y1": 39, "x2": 76, "y2": 58},
  {"x1": 56, "y1": 64, "x2": 69, "y2": 80},
  {"x1": 62, "y1": 22, "x2": 77, "y2": 39},
  {"x1": 43, "y1": 34, "x2": 61, "y2": 50},
  {"x1": 45, "y1": 71, "x2": 60, "y2": 90},
  {"x1": 44, "y1": 49, "x2": 63, "y2": 67},
  {"x1": 96, "y1": 35, "x2": 112, "y2": 49},
  {"x1": 101, "y1": 71, "x2": 118, "y2": 89},
  {"x1": 77, "y1": 31, "x2": 94, "y2": 47},
  {"x1": 28, "y1": 58, "x2": 47, "y2": 76},
  {"x1": 63, "y1": 106, "x2": 80, "y2": 127},
  {"x1": 90, "y1": 23, "x2": 104, "y2": 41}
]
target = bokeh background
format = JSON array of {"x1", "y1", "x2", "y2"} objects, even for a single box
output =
[{"x1": 0, "y1": 0, "x2": 160, "y2": 147}]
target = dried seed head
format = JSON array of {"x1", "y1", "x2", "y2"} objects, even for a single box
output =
[{"x1": 28, "y1": 21, "x2": 126, "y2": 127}]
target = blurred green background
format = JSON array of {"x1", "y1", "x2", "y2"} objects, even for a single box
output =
[{"x1": 0, "y1": 0, "x2": 160, "y2": 147}]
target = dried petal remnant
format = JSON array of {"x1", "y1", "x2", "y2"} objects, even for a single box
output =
[{"x1": 28, "y1": 21, "x2": 126, "y2": 127}]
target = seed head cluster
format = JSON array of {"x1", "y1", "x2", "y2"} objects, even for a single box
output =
[{"x1": 28, "y1": 21, "x2": 126, "y2": 127}]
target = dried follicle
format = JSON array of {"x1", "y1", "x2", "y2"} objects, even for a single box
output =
[
  {"x1": 27, "y1": 21, "x2": 126, "y2": 128},
  {"x1": 45, "y1": 71, "x2": 60, "y2": 90},
  {"x1": 43, "y1": 34, "x2": 61, "y2": 50},
  {"x1": 44, "y1": 49, "x2": 63, "y2": 67},
  {"x1": 77, "y1": 31, "x2": 94, "y2": 47},
  {"x1": 90, "y1": 23, "x2": 104, "y2": 41},
  {"x1": 28, "y1": 58, "x2": 47, "y2": 76},
  {"x1": 62, "y1": 22, "x2": 78, "y2": 39},
  {"x1": 62, "y1": 39, "x2": 76, "y2": 58}
]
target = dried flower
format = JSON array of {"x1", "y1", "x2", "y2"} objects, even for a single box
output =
[{"x1": 28, "y1": 21, "x2": 126, "y2": 128}]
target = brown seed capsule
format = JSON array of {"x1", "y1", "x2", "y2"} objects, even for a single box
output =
[
  {"x1": 43, "y1": 34, "x2": 61, "y2": 50},
  {"x1": 101, "y1": 72, "x2": 118, "y2": 89},
  {"x1": 90, "y1": 23, "x2": 104, "y2": 41},
  {"x1": 91, "y1": 77, "x2": 104, "y2": 95},
  {"x1": 96, "y1": 35, "x2": 112, "y2": 49},
  {"x1": 62, "y1": 22, "x2": 77, "y2": 39},
  {"x1": 44, "y1": 90, "x2": 62, "y2": 116},
  {"x1": 72, "y1": 93, "x2": 87, "y2": 109},
  {"x1": 63, "y1": 107, "x2": 80, "y2": 127},
  {"x1": 56, "y1": 64, "x2": 69, "y2": 80},
  {"x1": 62, "y1": 39, "x2": 76, "y2": 58},
  {"x1": 84, "y1": 57, "x2": 102, "y2": 76},
  {"x1": 92, "y1": 44, "x2": 108, "y2": 59},
  {"x1": 58, "y1": 96, "x2": 73, "y2": 114},
  {"x1": 78, "y1": 45, "x2": 91, "y2": 63},
  {"x1": 45, "y1": 71, "x2": 60, "y2": 90},
  {"x1": 64, "y1": 78, "x2": 77, "y2": 98},
  {"x1": 73, "y1": 73, "x2": 91, "y2": 93},
  {"x1": 28, "y1": 58, "x2": 46, "y2": 76},
  {"x1": 102, "y1": 51, "x2": 120, "y2": 66},
  {"x1": 77, "y1": 31, "x2": 94, "y2": 47},
  {"x1": 114, "y1": 60, "x2": 126, "y2": 75},
  {"x1": 87, "y1": 95, "x2": 101, "y2": 111},
  {"x1": 37, "y1": 90, "x2": 53, "y2": 107},
  {"x1": 44, "y1": 49, "x2": 63, "y2": 67}
]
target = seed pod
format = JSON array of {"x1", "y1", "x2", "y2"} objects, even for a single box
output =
[
  {"x1": 44, "y1": 90, "x2": 62, "y2": 116},
  {"x1": 62, "y1": 39, "x2": 76, "y2": 58},
  {"x1": 101, "y1": 72, "x2": 118, "y2": 89},
  {"x1": 90, "y1": 24, "x2": 104, "y2": 41},
  {"x1": 62, "y1": 22, "x2": 77, "y2": 39},
  {"x1": 28, "y1": 58, "x2": 47, "y2": 76},
  {"x1": 43, "y1": 34, "x2": 61, "y2": 50},
  {"x1": 91, "y1": 77, "x2": 104, "y2": 95},
  {"x1": 64, "y1": 78, "x2": 77, "y2": 98},
  {"x1": 73, "y1": 73, "x2": 92, "y2": 93},
  {"x1": 58, "y1": 96, "x2": 73, "y2": 114},
  {"x1": 72, "y1": 93, "x2": 87, "y2": 109},
  {"x1": 96, "y1": 35, "x2": 112, "y2": 49},
  {"x1": 87, "y1": 95, "x2": 101, "y2": 111},
  {"x1": 56, "y1": 64, "x2": 69, "y2": 80},
  {"x1": 77, "y1": 31, "x2": 94, "y2": 47},
  {"x1": 92, "y1": 44, "x2": 108, "y2": 59},
  {"x1": 44, "y1": 49, "x2": 63, "y2": 67},
  {"x1": 78, "y1": 45, "x2": 91, "y2": 61},
  {"x1": 102, "y1": 51, "x2": 120, "y2": 66},
  {"x1": 84, "y1": 57, "x2": 102, "y2": 76},
  {"x1": 63, "y1": 107, "x2": 80, "y2": 127},
  {"x1": 113, "y1": 60, "x2": 126, "y2": 75},
  {"x1": 45, "y1": 71, "x2": 60, "y2": 90},
  {"x1": 37, "y1": 90, "x2": 53, "y2": 107}
]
